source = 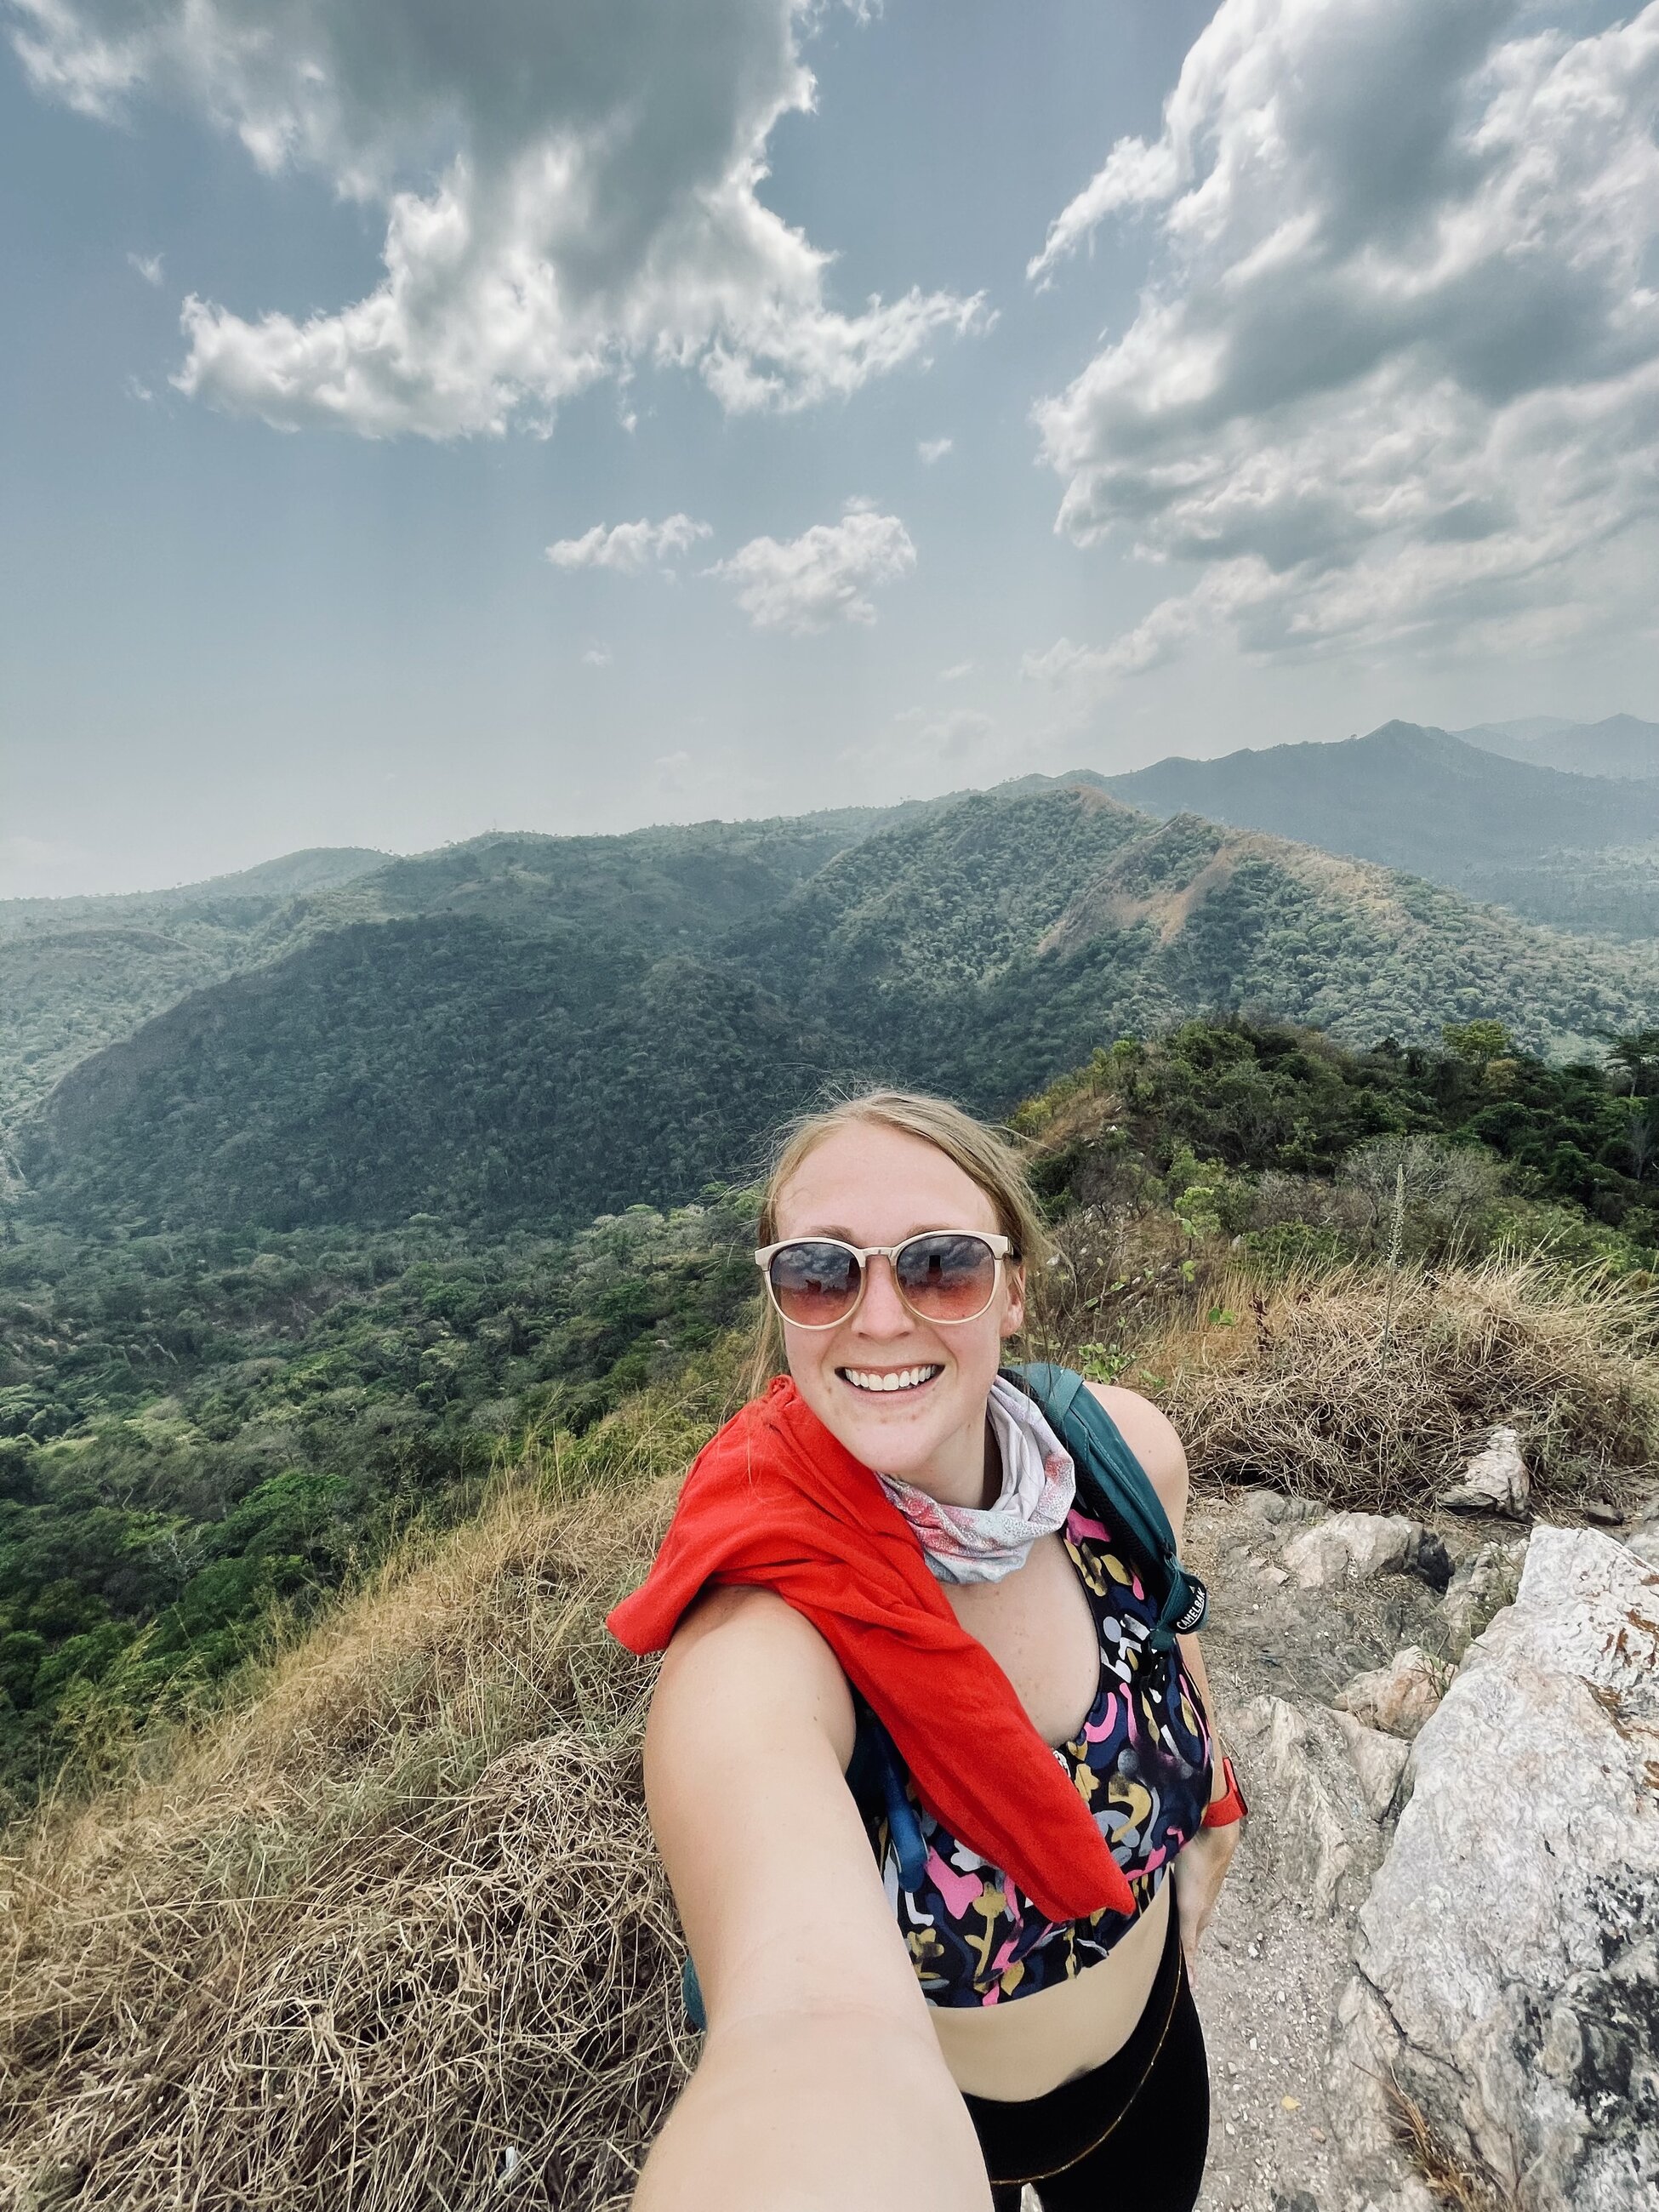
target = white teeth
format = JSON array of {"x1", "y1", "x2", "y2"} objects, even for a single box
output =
[{"x1": 842, "y1": 1365, "x2": 941, "y2": 1394}]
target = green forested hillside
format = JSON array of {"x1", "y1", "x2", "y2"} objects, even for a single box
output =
[
  {"x1": 21, "y1": 920, "x2": 839, "y2": 1233},
  {"x1": 14, "y1": 786, "x2": 1659, "y2": 1239},
  {"x1": 0, "y1": 811, "x2": 941, "y2": 1148},
  {"x1": 0, "y1": 851, "x2": 386, "y2": 1137},
  {"x1": 3, "y1": 1013, "x2": 1655, "y2": 1810},
  {"x1": 0, "y1": 1195, "x2": 755, "y2": 1802}
]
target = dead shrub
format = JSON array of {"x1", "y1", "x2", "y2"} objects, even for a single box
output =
[
  {"x1": 1025, "y1": 1204, "x2": 1229, "y2": 1376},
  {"x1": 1156, "y1": 1253, "x2": 1659, "y2": 1514},
  {"x1": 1338, "y1": 1134, "x2": 1507, "y2": 1260}
]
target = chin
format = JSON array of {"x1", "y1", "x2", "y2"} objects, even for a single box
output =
[{"x1": 819, "y1": 1373, "x2": 972, "y2": 1474}]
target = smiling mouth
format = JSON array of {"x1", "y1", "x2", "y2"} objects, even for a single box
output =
[{"x1": 839, "y1": 1365, "x2": 943, "y2": 1394}]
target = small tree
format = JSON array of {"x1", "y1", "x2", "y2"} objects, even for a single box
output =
[
  {"x1": 1602, "y1": 1029, "x2": 1659, "y2": 1098},
  {"x1": 1624, "y1": 1097, "x2": 1659, "y2": 1183},
  {"x1": 1442, "y1": 1019, "x2": 1514, "y2": 1067}
]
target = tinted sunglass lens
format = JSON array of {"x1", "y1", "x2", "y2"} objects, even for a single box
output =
[
  {"x1": 769, "y1": 1241, "x2": 862, "y2": 1324},
  {"x1": 895, "y1": 1234, "x2": 997, "y2": 1320}
]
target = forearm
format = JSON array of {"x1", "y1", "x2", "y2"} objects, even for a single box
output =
[{"x1": 634, "y1": 2006, "x2": 993, "y2": 2212}]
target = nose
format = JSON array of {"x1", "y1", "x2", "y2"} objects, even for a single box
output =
[{"x1": 854, "y1": 1253, "x2": 913, "y2": 1340}]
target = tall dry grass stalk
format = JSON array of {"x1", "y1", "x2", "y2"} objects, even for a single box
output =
[
  {"x1": 1384, "y1": 2076, "x2": 1514, "y2": 2212},
  {"x1": 0, "y1": 1401, "x2": 702, "y2": 2211},
  {"x1": 1158, "y1": 1251, "x2": 1659, "y2": 1514}
]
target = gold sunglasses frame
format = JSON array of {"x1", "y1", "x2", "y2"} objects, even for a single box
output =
[{"x1": 753, "y1": 1231, "x2": 1016, "y2": 1330}]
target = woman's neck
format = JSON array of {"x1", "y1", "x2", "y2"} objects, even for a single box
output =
[{"x1": 897, "y1": 1401, "x2": 1003, "y2": 1511}]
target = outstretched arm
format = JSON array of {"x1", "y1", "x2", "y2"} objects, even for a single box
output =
[{"x1": 636, "y1": 1584, "x2": 992, "y2": 2212}]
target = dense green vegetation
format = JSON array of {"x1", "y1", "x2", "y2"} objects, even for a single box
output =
[
  {"x1": 0, "y1": 808, "x2": 930, "y2": 1151},
  {"x1": 1018, "y1": 1017, "x2": 1659, "y2": 1257},
  {"x1": 0, "y1": 851, "x2": 390, "y2": 1136},
  {"x1": 1451, "y1": 845, "x2": 1659, "y2": 942},
  {"x1": 16, "y1": 788, "x2": 1659, "y2": 1240},
  {"x1": 5, "y1": 1011, "x2": 1656, "y2": 1812},
  {"x1": 20, "y1": 919, "x2": 838, "y2": 1234},
  {"x1": 0, "y1": 1196, "x2": 755, "y2": 1806}
]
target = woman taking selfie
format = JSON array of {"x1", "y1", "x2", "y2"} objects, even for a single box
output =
[{"x1": 609, "y1": 1092, "x2": 1244, "y2": 2211}]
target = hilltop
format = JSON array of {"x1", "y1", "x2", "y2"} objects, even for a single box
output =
[
  {"x1": 14, "y1": 784, "x2": 1659, "y2": 1238},
  {"x1": 0, "y1": 807, "x2": 942, "y2": 1144},
  {"x1": 1103, "y1": 721, "x2": 1659, "y2": 872},
  {"x1": 1456, "y1": 710, "x2": 1659, "y2": 780}
]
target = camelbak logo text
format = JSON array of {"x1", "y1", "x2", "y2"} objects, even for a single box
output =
[{"x1": 1174, "y1": 1583, "x2": 1208, "y2": 1634}]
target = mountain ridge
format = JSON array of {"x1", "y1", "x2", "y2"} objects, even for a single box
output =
[
  {"x1": 1097, "y1": 720, "x2": 1659, "y2": 936},
  {"x1": 1454, "y1": 711, "x2": 1659, "y2": 780},
  {"x1": 17, "y1": 782, "x2": 1659, "y2": 1240}
]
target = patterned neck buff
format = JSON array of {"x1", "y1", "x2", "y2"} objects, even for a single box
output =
[{"x1": 877, "y1": 1376, "x2": 1076, "y2": 1585}]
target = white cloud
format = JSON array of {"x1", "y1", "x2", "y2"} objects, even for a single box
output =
[
  {"x1": 547, "y1": 516, "x2": 711, "y2": 573},
  {"x1": 899, "y1": 704, "x2": 993, "y2": 758},
  {"x1": 917, "y1": 435, "x2": 953, "y2": 464},
  {"x1": 124, "y1": 373, "x2": 155, "y2": 402},
  {"x1": 1029, "y1": 0, "x2": 1659, "y2": 681},
  {"x1": 841, "y1": 701, "x2": 994, "y2": 776},
  {"x1": 582, "y1": 643, "x2": 613, "y2": 667},
  {"x1": 938, "y1": 660, "x2": 975, "y2": 681},
  {"x1": 13, "y1": 0, "x2": 987, "y2": 438},
  {"x1": 710, "y1": 502, "x2": 916, "y2": 632},
  {"x1": 127, "y1": 249, "x2": 163, "y2": 285}
]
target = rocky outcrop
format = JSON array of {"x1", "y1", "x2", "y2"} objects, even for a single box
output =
[
  {"x1": 1328, "y1": 1709, "x2": 1411, "y2": 1821},
  {"x1": 1280, "y1": 1512, "x2": 1451, "y2": 1592},
  {"x1": 1328, "y1": 1527, "x2": 1659, "y2": 2212},
  {"x1": 1332, "y1": 1646, "x2": 1450, "y2": 1740},
  {"x1": 1439, "y1": 1424, "x2": 1531, "y2": 1517},
  {"x1": 1229, "y1": 1696, "x2": 1394, "y2": 1919},
  {"x1": 1441, "y1": 1536, "x2": 1527, "y2": 1658}
]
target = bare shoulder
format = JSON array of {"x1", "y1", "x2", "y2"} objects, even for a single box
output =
[
  {"x1": 1080, "y1": 1380, "x2": 1189, "y2": 1542},
  {"x1": 651, "y1": 1582, "x2": 857, "y2": 1770}
]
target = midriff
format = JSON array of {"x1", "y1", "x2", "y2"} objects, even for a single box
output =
[{"x1": 929, "y1": 1878, "x2": 1172, "y2": 2102}]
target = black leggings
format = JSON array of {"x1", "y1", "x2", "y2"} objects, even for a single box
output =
[{"x1": 961, "y1": 1902, "x2": 1209, "y2": 2211}]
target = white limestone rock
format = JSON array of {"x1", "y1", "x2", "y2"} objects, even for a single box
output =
[
  {"x1": 1230, "y1": 1694, "x2": 1392, "y2": 1919},
  {"x1": 1440, "y1": 1423, "x2": 1531, "y2": 1517},
  {"x1": 1328, "y1": 1527, "x2": 1659, "y2": 2212},
  {"x1": 1281, "y1": 1511, "x2": 1430, "y2": 1588},
  {"x1": 1333, "y1": 1646, "x2": 1451, "y2": 1741},
  {"x1": 1329, "y1": 1708, "x2": 1411, "y2": 1821}
]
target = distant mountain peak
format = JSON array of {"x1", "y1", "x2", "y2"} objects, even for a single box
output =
[{"x1": 1454, "y1": 712, "x2": 1659, "y2": 780}]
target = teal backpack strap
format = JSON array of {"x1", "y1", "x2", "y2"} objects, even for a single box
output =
[{"x1": 1011, "y1": 1362, "x2": 1207, "y2": 1650}]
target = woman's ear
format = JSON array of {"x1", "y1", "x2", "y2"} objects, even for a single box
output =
[{"x1": 1000, "y1": 1265, "x2": 1026, "y2": 1339}]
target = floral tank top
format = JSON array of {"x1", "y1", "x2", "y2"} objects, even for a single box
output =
[{"x1": 860, "y1": 1504, "x2": 1213, "y2": 2007}]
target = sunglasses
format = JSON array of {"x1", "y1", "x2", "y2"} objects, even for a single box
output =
[{"x1": 754, "y1": 1230, "x2": 1017, "y2": 1330}]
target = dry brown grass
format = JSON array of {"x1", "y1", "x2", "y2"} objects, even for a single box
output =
[
  {"x1": 0, "y1": 1383, "x2": 710, "y2": 2212},
  {"x1": 1385, "y1": 2075, "x2": 1514, "y2": 2211},
  {"x1": 1157, "y1": 1251, "x2": 1659, "y2": 1514}
]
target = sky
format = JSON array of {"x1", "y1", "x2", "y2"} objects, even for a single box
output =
[{"x1": 3, "y1": 0, "x2": 1657, "y2": 898}]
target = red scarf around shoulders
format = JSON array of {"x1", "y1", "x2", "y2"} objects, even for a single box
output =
[{"x1": 606, "y1": 1375, "x2": 1134, "y2": 1924}]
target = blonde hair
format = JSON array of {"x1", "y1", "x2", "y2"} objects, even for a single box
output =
[{"x1": 745, "y1": 1087, "x2": 1049, "y2": 1395}]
